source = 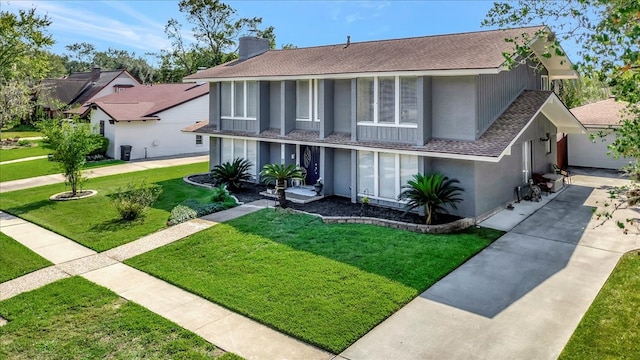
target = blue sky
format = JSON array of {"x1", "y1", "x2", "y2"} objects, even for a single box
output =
[{"x1": 1, "y1": 0, "x2": 581, "y2": 63}]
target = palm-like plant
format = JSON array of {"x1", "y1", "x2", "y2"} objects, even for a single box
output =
[
  {"x1": 210, "y1": 158, "x2": 253, "y2": 192},
  {"x1": 398, "y1": 172, "x2": 464, "y2": 225},
  {"x1": 260, "y1": 163, "x2": 303, "y2": 208}
]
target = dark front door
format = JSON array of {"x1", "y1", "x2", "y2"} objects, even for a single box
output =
[{"x1": 300, "y1": 145, "x2": 320, "y2": 185}]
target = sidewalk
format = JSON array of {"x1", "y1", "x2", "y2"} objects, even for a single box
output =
[
  {"x1": 0, "y1": 201, "x2": 331, "y2": 360},
  {"x1": 0, "y1": 155, "x2": 49, "y2": 165},
  {"x1": 0, "y1": 154, "x2": 208, "y2": 193}
]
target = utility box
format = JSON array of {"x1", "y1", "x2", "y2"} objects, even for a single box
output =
[{"x1": 120, "y1": 145, "x2": 132, "y2": 161}]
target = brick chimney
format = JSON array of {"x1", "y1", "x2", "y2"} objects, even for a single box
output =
[
  {"x1": 91, "y1": 66, "x2": 100, "y2": 81},
  {"x1": 238, "y1": 37, "x2": 270, "y2": 61}
]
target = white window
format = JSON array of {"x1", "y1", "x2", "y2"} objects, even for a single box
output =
[
  {"x1": 357, "y1": 76, "x2": 418, "y2": 126},
  {"x1": 220, "y1": 138, "x2": 258, "y2": 175},
  {"x1": 541, "y1": 75, "x2": 550, "y2": 91},
  {"x1": 195, "y1": 135, "x2": 203, "y2": 145},
  {"x1": 357, "y1": 151, "x2": 419, "y2": 200},
  {"x1": 220, "y1": 81, "x2": 257, "y2": 119},
  {"x1": 296, "y1": 79, "x2": 320, "y2": 121}
]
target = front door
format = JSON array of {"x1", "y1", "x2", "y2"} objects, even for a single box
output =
[{"x1": 300, "y1": 145, "x2": 320, "y2": 185}]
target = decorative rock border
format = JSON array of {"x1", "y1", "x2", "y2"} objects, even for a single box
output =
[
  {"x1": 49, "y1": 190, "x2": 98, "y2": 201},
  {"x1": 183, "y1": 173, "x2": 214, "y2": 189},
  {"x1": 290, "y1": 208, "x2": 475, "y2": 234}
]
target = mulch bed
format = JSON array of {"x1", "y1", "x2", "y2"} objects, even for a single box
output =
[{"x1": 187, "y1": 174, "x2": 459, "y2": 225}]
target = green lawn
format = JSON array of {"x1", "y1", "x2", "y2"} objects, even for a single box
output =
[
  {"x1": 0, "y1": 140, "x2": 53, "y2": 162},
  {"x1": 0, "y1": 162, "x2": 210, "y2": 251},
  {"x1": 0, "y1": 232, "x2": 52, "y2": 283},
  {"x1": 0, "y1": 158, "x2": 125, "y2": 182},
  {"x1": 559, "y1": 250, "x2": 640, "y2": 359},
  {"x1": 0, "y1": 276, "x2": 239, "y2": 359},
  {"x1": 127, "y1": 209, "x2": 503, "y2": 353},
  {"x1": 1, "y1": 131, "x2": 43, "y2": 140}
]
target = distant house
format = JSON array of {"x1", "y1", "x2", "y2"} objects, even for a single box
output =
[
  {"x1": 183, "y1": 26, "x2": 586, "y2": 220},
  {"x1": 567, "y1": 98, "x2": 632, "y2": 169},
  {"x1": 90, "y1": 83, "x2": 209, "y2": 160},
  {"x1": 39, "y1": 67, "x2": 140, "y2": 118}
]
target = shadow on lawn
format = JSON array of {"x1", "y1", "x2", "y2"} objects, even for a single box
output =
[
  {"x1": 93, "y1": 217, "x2": 146, "y2": 232},
  {"x1": 3, "y1": 199, "x2": 56, "y2": 216}
]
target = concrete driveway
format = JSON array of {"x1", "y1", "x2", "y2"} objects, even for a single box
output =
[{"x1": 342, "y1": 179, "x2": 639, "y2": 360}]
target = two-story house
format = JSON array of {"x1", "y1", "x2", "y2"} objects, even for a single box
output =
[{"x1": 183, "y1": 26, "x2": 586, "y2": 220}]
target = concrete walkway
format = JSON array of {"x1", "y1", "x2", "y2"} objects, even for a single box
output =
[
  {"x1": 342, "y1": 174, "x2": 639, "y2": 360},
  {"x1": 0, "y1": 201, "x2": 332, "y2": 360},
  {"x1": 0, "y1": 154, "x2": 208, "y2": 193},
  {"x1": 0, "y1": 155, "x2": 49, "y2": 165}
]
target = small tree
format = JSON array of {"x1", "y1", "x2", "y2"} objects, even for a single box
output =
[
  {"x1": 259, "y1": 163, "x2": 303, "y2": 208},
  {"x1": 398, "y1": 172, "x2": 464, "y2": 225},
  {"x1": 42, "y1": 119, "x2": 100, "y2": 196}
]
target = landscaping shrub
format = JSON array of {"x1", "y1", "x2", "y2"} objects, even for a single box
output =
[
  {"x1": 88, "y1": 135, "x2": 109, "y2": 156},
  {"x1": 167, "y1": 189, "x2": 237, "y2": 226},
  {"x1": 111, "y1": 181, "x2": 163, "y2": 220},
  {"x1": 210, "y1": 157, "x2": 253, "y2": 191}
]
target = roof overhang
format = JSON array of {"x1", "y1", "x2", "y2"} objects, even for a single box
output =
[
  {"x1": 497, "y1": 92, "x2": 586, "y2": 160},
  {"x1": 529, "y1": 28, "x2": 579, "y2": 80}
]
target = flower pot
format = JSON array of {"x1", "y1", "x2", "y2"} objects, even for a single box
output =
[{"x1": 313, "y1": 183, "x2": 323, "y2": 195}]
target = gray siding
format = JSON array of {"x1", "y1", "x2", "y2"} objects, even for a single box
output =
[
  {"x1": 320, "y1": 147, "x2": 334, "y2": 195},
  {"x1": 333, "y1": 149, "x2": 351, "y2": 197},
  {"x1": 269, "y1": 82, "x2": 281, "y2": 129},
  {"x1": 269, "y1": 142, "x2": 281, "y2": 164},
  {"x1": 432, "y1": 76, "x2": 477, "y2": 141},
  {"x1": 473, "y1": 151, "x2": 522, "y2": 217},
  {"x1": 430, "y1": 158, "x2": 477, "y2": 218},
  {"x1": 417, "y1": 76, "x2": 432, "y2": 145},
  {"x1": 334, "y1": 79, "x2": 352, "y2": 134},
  {"x1": 476, "y1": 64, "x2": 539, "y2": 136},
  {"x1": 220, "y1": 119, "x2": 257, "y2": 132},
  {"x1": 320, "y1": 79, "x2": 335, "y2": 139},
  {"x1": 296, "y1": 120, "x2": 320, "y2": 130},
  {"x1": 357, "y1": 126, "x2": 417, "y2": 143},
  {"x1": 282, "y1": 80, "x2": 296, "y2": 135},
  {"x1": 515, "y1": 112, "x2": 557, "y2": 174},
  {"x1": 257, "y1": 81, "x2": 270, "y2": 133}
]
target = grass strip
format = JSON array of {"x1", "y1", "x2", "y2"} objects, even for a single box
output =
[
  {"x1": 0, "y1": 232, "x2": 52, "y2": 283},
  {"x1": 559, "y1": 250, "x2": 640, "y2": 359},
  {"x1": 0, "y1": 162, "x2": 209, "y2": 251},
  {"x1": 0, "y1": 140, "x2": 53, "y2": 162},
  {"x1": 0, "y1": 276, "x2": 240, "y2": 359},
  {"x1": 0, "y1": 158, "x2": 125, "y2": 182},
  {"x1": 127, "y1": 209, "x2": 503, "y2": 353}
]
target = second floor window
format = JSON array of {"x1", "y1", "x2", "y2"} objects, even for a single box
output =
[
  {"x1": 221, "y1": 81, "x2": 257, "y2": 119},
  {"x1": 296, "y1": 79, "x2": 319, "y2": 121},
  {"x1": 357, "y1": 76, "x2": 418, "y2": 126}
]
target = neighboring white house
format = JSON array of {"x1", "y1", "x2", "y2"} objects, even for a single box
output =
[
  {"x1": 568, "y1": 98, "x2": 632, "y2": 169},
  {"x1": 90, "y1": 83, "x2": 209, "y2": 160}
]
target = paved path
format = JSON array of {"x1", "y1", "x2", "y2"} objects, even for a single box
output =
[
  {"x1": 342, "y1": 176, "x2": 639, "y2": 360},
  {"x1": 0, "y1": 201, "x2": 332, "y2": 360},
  {"x1": 0, "y1": 155, "x2": 49, "y2": 165},
  {"x1": 0, "y1": 154, "x2": 208, "y2": 193}
]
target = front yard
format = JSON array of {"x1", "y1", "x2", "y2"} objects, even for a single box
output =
[
  {"x1": 0, "y1": 140, "x2": 52, "y2": 162},
  {"x1": 0, "y1": 162, "x2": 209, "y2": 251},
  {"x1": 127, "y1": 209, "x2": 503, "y2": 353},
  {"x1": 0, "y1": 157, "x2": 125, "y2": 182},
  {"x1": 0, "y1": 277, "x2": 237, "y2": 359},
  {"x1": 0, "y1": 232, "x2": 52, "y2": 283}
]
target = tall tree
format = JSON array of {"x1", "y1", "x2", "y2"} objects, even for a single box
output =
[
  {"x1": 64, "y1": 42, "x2": 95, "y2": 73},
  {"x1": 160, "y1": 0, "x2": 275, "y2": 81},
  {"x1": 0, "y1": 8, "x2": 55, "y2": 83}
]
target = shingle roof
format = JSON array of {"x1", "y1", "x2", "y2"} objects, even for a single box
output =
[
  {"x1": 71, "y1": 70, "x2": 137, "y2": 105},
  {"x1": 570, "y1": 98, "x2": 629, "y2": 127},
  {"x1": 185, "y1": 90, "x2": 551, "y2": 159},
  {"x1": 185, "y1": 26, "x2": 545, "y2": 80},
  {"x1": 93, "y1": 83, "x2": 209, "y2": 121},
  {"x1": 40, "y1": 79, "x2": 88, "y2": 108}
]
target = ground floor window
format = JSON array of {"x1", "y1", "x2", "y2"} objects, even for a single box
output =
[
  {"x1": 357, "y1": 151, "x2": 418, "y2": 200},
  {"x1": 195, "y1": 135, "x2": 203, "y2": 145},
  {"x1": 221, "y1": 138, "x2": 257, "y2": 175}
]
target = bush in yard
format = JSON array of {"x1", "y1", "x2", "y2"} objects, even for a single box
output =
[
  {"x1": 210, "y1": 157, "x2": 253, "y2": 192},
  {"x1": 112, "y1": 180, "x2": 163, "y2": 220},
  {"x1": 88, "y1": 135, "x2": 109, "y2": 156},
  {"x1": 167, "y1": 188, "x2": 237, "y2": 226},
  {"x1": 211, "y1": 184, "x2": 231, "y2": 202},
  {"x1": 398, "y1": 172, "x2": 464, "y2": 225},
  {"x1": 167, "y1": 205, "x2": 198, "y2": 225}
]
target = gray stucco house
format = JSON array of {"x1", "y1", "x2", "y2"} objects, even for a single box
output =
[{"x1": 183, "y1": 26, "x2": 585, "y2": 220}]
